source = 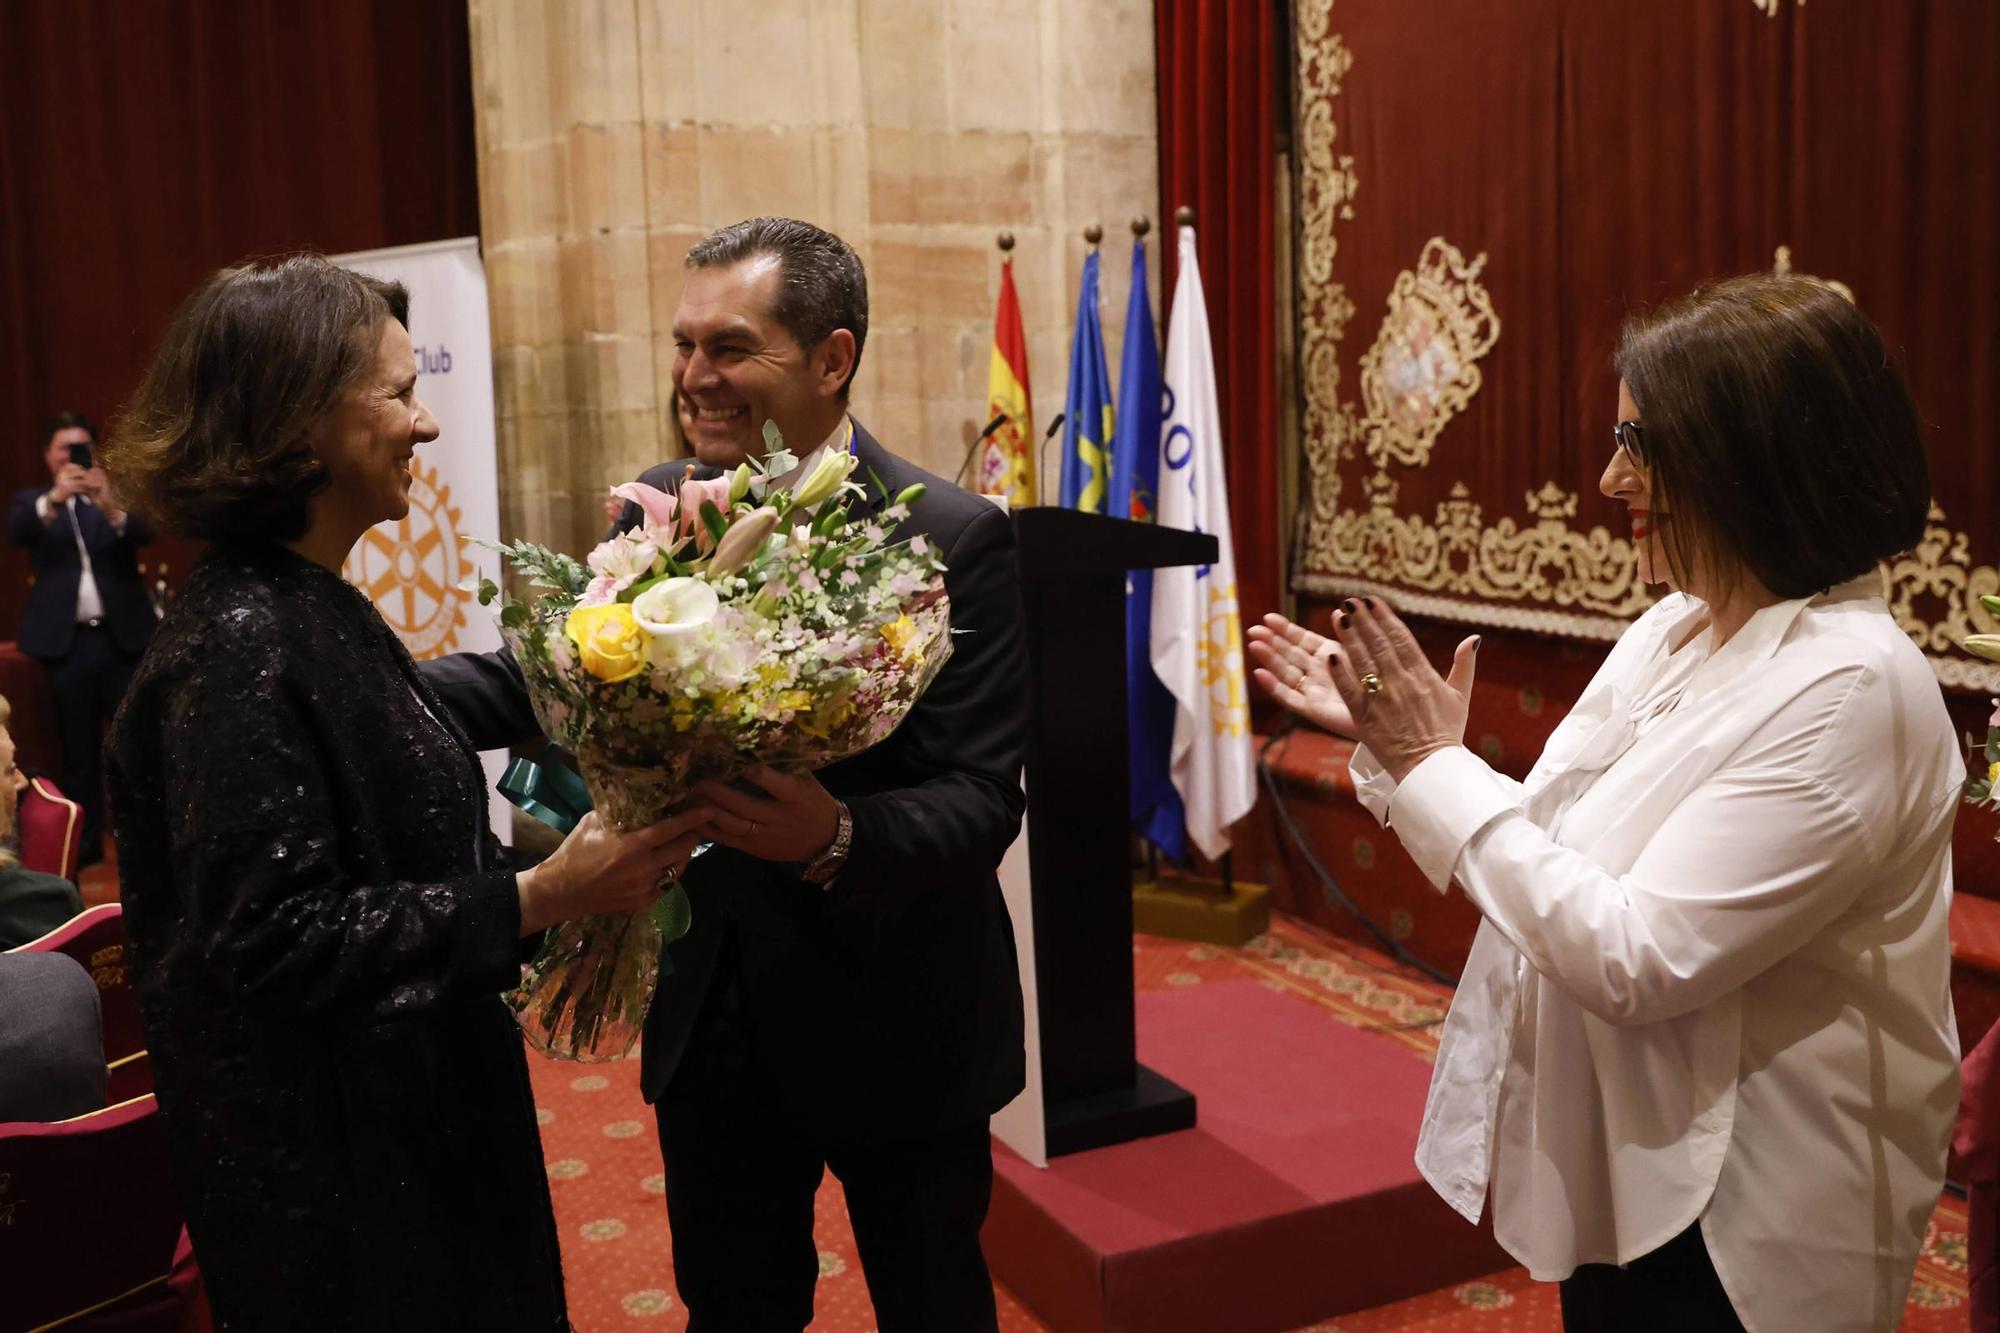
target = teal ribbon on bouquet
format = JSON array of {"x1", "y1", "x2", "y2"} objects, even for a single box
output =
[{"x1": 500, "y1": 756, "x2": 593, "y2": 834}]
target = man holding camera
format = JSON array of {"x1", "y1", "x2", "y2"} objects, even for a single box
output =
[{"x1": 8, "y1": 412, "x2": 158, "y2": 865}]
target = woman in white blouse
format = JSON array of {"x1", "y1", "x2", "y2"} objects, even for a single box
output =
[{"x1": 1250, "y1": 273, "x2": 1961, "y2": 1332}]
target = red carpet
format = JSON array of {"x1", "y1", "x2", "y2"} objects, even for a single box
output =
[
  {"x1": 987, "y1": 979, "x2": 1508, "y2": 1331},
  {"x1": 514, "y1": 917, "x2": 1979, "y2": 1329}
]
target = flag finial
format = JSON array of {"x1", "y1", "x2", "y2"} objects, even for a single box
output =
[
  {"x1": 997, "y1": 231, "x2": 1015, "y2": 254},
  {"x1": 1083, "y1": 223, "x2": 1103, "y2": 249},
  {"x1": 1131, "y1": 216, "x2": 1151, "y2": 239},
  {"x1": 1175, "y1": 204, "x2": 1195, "y2": 227}
]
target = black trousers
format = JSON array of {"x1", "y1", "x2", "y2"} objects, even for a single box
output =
[
  {"x1": 1559, "y1": 1220, "x2": 1746, "y2": 1331},
  {"x1": 653, "y1": 946, "x2": 1000, "y2": 1333},
  {"x1": 40, "y1": 624, "x2": 139, "y2": 859}
]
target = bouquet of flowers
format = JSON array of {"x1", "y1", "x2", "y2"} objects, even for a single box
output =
[{"x1": 479, "y1": 423, "x2": 953, "y2": 1060}]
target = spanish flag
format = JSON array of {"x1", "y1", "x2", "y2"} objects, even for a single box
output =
[{"x1": 977, "y1": 258, "x2": 1036, "y2": 504}]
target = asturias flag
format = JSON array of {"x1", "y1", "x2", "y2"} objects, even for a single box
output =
[
  {"x1": 1058, "y1": 248, "x2": 1113, "y2": 512},
  {"x1": 1150, "y1": 225, "x2": 1255, "y2": 860},
  {"x1": 1110, "y1": 236, "x2": 1185, "y2": 858},
  {"x1": 977, "y1": 258, "x2": 1036, "y2": 505}
]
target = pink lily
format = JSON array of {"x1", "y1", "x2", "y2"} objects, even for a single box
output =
[
  {"x1": 678, "y1": 475, "x2": 736, "y2": 553},
  {"x1": 611, "y1": 481, "x2": 679, "y2": 531}
]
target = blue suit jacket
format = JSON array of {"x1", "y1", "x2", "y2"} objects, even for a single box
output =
[{"x1": 7, "y1": 488, "x2": 159, "y2": 658}]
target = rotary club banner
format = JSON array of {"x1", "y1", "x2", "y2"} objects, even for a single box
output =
[{"x1": 334, "y1": 237, "x2": 510, "y2": 839}]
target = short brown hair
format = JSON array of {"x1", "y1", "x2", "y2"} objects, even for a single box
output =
[
  {"x1": 685, "y1": 217, "x2": 868, "y2": 399},
  {"x1": 1614, "y1": 273, "x2": 1931, "y2": 600},
  {"x1": 104, "y1": 254, "x2": 409, "y2": 542}
]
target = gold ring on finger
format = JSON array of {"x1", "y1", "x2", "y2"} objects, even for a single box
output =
[
  {"x1": 1292, "y1": 669, "x2": 1307, "y2": 689},
  {"x1": 1360, "y1": 672, "x2": 1384, "y2": 695}
]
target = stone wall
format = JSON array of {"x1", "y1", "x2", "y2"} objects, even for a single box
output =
[{"x1": 469, "y1": 0, "x2": 1161, "y2": 556}]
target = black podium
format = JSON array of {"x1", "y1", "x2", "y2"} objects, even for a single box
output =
[{"x1": 1010, "y1": 506, "x2": 1217, "y2": 1156}]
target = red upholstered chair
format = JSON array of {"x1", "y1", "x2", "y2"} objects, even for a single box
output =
[
  {"x1": 0, "y1": 1094, "x2": 199, "y2": 1332},
  {"x1": 18, "y1": 774, "x2": 83, "y2": 882},
  {"x1": 8, "y1": 904, "x2": 147, "y2": 1096}
]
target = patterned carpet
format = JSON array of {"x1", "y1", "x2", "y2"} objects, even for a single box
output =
[{"x1": 516, "y1": 914, "x2": 1971, "y2": 1330}]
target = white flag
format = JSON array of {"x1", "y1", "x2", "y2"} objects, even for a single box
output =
[{"x1": 1150, "y1": 226, "x2": 1255, "y2": 860}]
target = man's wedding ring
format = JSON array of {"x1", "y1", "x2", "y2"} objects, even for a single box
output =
[
  {"x1": 1292, "y1": 669, "x2": 1307, "y2": 690},
  {"x1": 1360, "y1": 672, "x2": 1384, "y2": 695}
]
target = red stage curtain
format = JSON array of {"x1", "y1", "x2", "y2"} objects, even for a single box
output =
[
  {"x1": 0, "y1": 0, "x2": 479, "y2": 639},
  {"x1": 1155, "y1": 0, "x2": 1283, "y2": 636}
]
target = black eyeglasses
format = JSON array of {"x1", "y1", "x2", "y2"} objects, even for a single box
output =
[{"x1": 1612, "y1": 419, "x2": 1647, "y2": 467}]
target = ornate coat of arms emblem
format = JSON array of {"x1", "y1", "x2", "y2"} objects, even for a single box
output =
[{"x1": 1357, "y1": 237, "x2": 1501, "y2": 471}]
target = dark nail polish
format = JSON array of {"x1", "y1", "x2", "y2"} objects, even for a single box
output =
[
  {"x1": 1363, "y1": 597, "x2": 1376, "y2": 610},
  {"x1": 1342, "y1": 598, "x2": 1357, "y2": 612},
  {"x1": 1339, "y1": 613, "x2": 1352, "y2": 630}
]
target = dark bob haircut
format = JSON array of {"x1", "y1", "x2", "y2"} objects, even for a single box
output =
[
  {"x1": 685, "y1": 216, "x2": 868, "y2": 399},
  {"x1": 1614, "y1": 273, "x2": 1930, "y2": 601},
  {"x1": 103, "y1": 254, "x2": 409, "y2": 543}
]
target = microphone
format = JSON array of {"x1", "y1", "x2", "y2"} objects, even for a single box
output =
[
  {"x1": 1037, "y1": 412, "x2": 1067, "y2": 503},
  {"x1": 953, "y1": 412, "x2": 1012, "y2": 487}
]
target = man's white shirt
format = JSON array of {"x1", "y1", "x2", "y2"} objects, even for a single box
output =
[{"x1": 34, "y1": 492, "x2": 126, "y2": 623}]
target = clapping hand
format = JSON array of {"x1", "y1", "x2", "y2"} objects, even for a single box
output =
[
  {"x1": 1251, "y1": 601, "x2": 1480, "y2": 784},
  {"x1": 1248, "y1": 614, "x2": 1357, "y2": 738}
]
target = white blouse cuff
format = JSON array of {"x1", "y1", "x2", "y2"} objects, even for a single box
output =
[{"x1": 1384, "y1": 746, "x2": 1520, "y2": 891}]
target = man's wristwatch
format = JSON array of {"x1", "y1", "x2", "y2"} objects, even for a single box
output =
[{"x1": 802, "y1": 800, "x2": 853, "y2": 887}]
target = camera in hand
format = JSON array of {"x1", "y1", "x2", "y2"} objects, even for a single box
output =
[{"x1": 66, "y1": 442, "x2": 92, "y2": 470}]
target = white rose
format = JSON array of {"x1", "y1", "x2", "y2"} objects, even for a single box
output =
[{"x1": 631, "y1": 577, "x2": 722, "y2": 665}]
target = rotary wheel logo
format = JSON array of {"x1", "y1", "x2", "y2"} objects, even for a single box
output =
[{"x1": 344, "y1": 457, "x2": 469, "y2": 660}]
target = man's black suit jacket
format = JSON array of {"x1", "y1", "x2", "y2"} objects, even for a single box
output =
[
  {"x1": 6, "y1": 489, "x2": 158, "y2": 658},
  {"x1": 421, "y1": 423, "x2": 1029, "y2": 1137}
]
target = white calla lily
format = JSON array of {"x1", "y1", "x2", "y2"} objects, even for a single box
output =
[{"x1": 631, "y1": 578, "x2": 722, "y2": 660}]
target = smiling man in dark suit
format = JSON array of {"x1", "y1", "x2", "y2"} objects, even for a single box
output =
[
  {"x1": 422, "y1": 217, "x2": 1028, "y2": 1332},
  {"x1": 7, "y1": 412, "x2": 158, "y2": 865}
]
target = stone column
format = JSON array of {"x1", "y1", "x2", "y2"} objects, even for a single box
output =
[{"x1": 468, "y1": 0, "x2": 1160, "y2": 557}]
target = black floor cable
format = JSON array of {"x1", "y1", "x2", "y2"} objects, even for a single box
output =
[{"x1": 1256, "y1": 720, "x2": 1460, "y2": 997}]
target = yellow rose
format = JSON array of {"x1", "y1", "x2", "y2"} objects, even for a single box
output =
[
  {"x1": 1989, "y1": 760, "x2": 1999, "y2": 789},
  {"x1": 564, "y1": 603, "x2": 648, "y2": 683},
  {"x1": 880, "y1": 614, "x2": 925, "y2": 667}
]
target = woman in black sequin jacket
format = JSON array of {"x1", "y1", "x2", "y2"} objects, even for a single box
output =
[{"x1": 102, "y1": 256, "x2": 713, "y2": 1331}]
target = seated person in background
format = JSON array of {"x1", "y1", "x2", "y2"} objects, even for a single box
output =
[
  {"x1": 0, "y1": 693, "x2": 83, "y2": 948},
  {"x1": 7, "y1": 411, "x2": 159, "y2": 867},
  {"x1": 0, "y1": 951, "x2": 106, "y2": 1121}
]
